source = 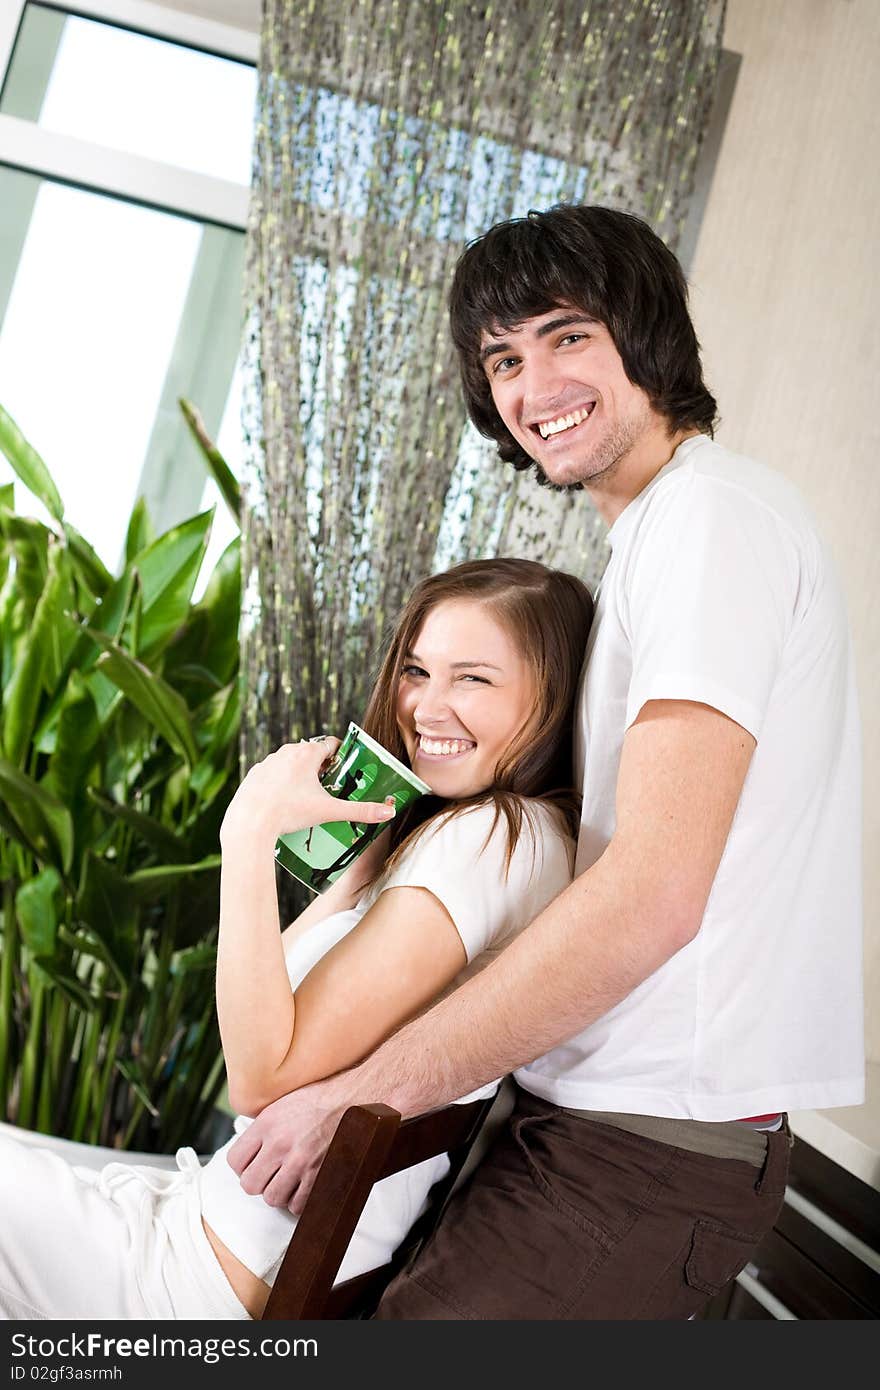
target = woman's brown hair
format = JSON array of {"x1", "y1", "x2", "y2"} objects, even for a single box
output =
[{"x1": 360, "y1": 557, "x2": 594, "y2": 878}]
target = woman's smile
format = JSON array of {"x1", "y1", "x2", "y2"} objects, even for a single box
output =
[{"x1": 415, "y1": 734, "x2": 477, "y2": 761}]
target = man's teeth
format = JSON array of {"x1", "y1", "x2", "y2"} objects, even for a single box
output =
[
  {"x1": 419, "y1": 737, "x2": 475, "y2": 757},
  {"x1": 537, "y1": 404, "x2": 593, "y2": 439}
]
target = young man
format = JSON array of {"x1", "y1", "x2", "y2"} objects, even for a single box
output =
[{"x1": 228, "y1": 205, "x2": 863, "y2": 1318}]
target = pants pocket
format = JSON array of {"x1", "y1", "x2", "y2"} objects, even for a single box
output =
[{"x1": 684, "y1": 1219, "x2": 764, "y2": 1297}]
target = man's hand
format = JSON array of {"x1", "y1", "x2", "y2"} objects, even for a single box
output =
[{"x1": 227, "y1": 1074, "x2": 352, "y2": 1214}]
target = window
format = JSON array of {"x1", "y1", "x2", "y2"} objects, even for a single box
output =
[{"x1": 0, "y1": 0, "x2": 256, "y2": 572}]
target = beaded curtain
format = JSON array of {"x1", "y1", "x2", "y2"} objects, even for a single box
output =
[{"x1": 242, "y1": 0, "x2": 726, "y2": 771}]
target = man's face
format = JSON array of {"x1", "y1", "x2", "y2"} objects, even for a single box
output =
[{"x1": 479, "y1": 307, "x2": 665, "y2": 490}]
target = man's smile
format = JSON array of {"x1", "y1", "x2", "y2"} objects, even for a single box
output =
[{"x1": 532, "y1": 402, "x2": 596, "y2": 440}]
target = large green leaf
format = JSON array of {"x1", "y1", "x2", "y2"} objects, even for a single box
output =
[
  {"x1": 186, "y1": 679, "x2": 238, "y2": 809},
  {"x1": 163, "y1": 863, "x2": 224, "y2": 948},
  {"x1": 42, "y1": 565, "x2": 140, "y2": 735},
  {"x1": 125, "y1": 568, "x2": 144, "y2": 656},
  {"x1": 165, "y1": 537, "x2": 240, "y2": 692},
  {"x1": 131, "y1": 510, "x2": 214, "y2": 654},
  {"x1": 86, "y1": 788, "x2": 190, "y2": 864},
  {"x1": 190, "y1": 680, "x2": 240, "y2": 776},
  {"x1": 76, "y1": 852, "x2": 138, "y2": 982},
  {"x1": 62, "y1": 523, "x2": 113, "y2": 599},
  {"x1": 179, "y1": 398, "x2": 241, "y2": 523},
  {"x1": 1, "y1": 542, "x2": 72, "y2": 765},
  {"x1": 90, "y1": 635, "x2": 198, "y2": 768},
  {"x1": 59, "y1": 924, "x2": 123, "y2": 979},
  {"x1": 170, "y1": 942, "x2": 217, "y2": 975},
  {"x1": 114, "y1": 1057, "x2": 159, "y2": 1117},
  {"x1": 27, "y1": 555, "x2": 130, "y2": 754},
  {"x1": 0, "y1": 757, "x2": 74, "y2": 875},
  {"x1": 84, "y1": 666, "x2": 124, "y2": 729},
  {"x1": 191, "y1": 764, "x2": 231, "y2": 807},
  {"x1": 16, "y1": 867, "x2": 62, "y2": 958},
  {"x1": 44, "y1": 672, "x2": 102, "y2": 809},
  {"x1": 31, "y1": 958, "x2": 98, "y2": 1014},
  {"x1": 124, "y1": 495, "x2": 154, "y2": 567},
  {"x1": 0, "y1": 516, "x2": 54, "y2": 709},
  {"x1": 0, "y1": 511, "x2": 50, "y2": 612},
  {"x1": 0, "y1": 483, "x2": 12, "y2": 591},
  {"x1": 55, "y1": 566, "x2": 138, "y2": 695},
  {"x1": 127, "y1": 855, "x2": 221, "y2": 902},
  {"x1": 0, "y1": 797, "x2": 41, "y2": 859},
  {"x1": 0, "y1": 403, "x2": 64, "y2": 521},
  {"x1": 35, "y1": 573, "x2": 137, "y2": 749}
]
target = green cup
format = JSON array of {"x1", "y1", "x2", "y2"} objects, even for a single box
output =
[{"x1": 274, "y1": 722, "x2": 432, "y2": 894}]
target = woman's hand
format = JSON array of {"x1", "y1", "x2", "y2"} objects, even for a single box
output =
[{"x1": 219, "y1": 737, "x2": 395, "y2": 849}]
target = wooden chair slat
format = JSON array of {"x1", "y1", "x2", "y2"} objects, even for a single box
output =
[{"x1": 260, "y1": 1095, "x2": 495, "y2": 1320}]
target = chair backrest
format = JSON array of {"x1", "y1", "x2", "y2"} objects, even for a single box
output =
[{"x1": 260, "y1": 1095, "x2": 495, "y2": 1319}]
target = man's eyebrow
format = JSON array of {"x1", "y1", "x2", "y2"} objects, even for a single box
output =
[
  {"x1": 405, "y1": 651, "x2": 503, "y2": 671},
  {"x1": 478, "y1": 313, "x2": 598, "y2": 365}
]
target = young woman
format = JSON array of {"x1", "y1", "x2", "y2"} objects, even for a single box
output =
[{"x1": 0, "y1": 558, "x2": 593, "y2": 1321}]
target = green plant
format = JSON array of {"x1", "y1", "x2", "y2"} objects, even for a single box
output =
[{"x1": 0, "y1": 401, "x2": 242, "y2": 1152}]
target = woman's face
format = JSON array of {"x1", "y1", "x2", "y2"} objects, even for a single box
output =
[{"x1": 396, "y1": 598, "x2": 535, "y2": 798}]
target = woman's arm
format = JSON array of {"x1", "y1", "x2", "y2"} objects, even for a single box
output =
[
  {"x1": 278, "y1": 832, "x2": 392, "y2": 953},
  {"x1": 216, "y1": 739, "x2": 396, "y2": 1117},
  {"x1": 224, "y1": 880, "x2": 466, "y2": 1116}
]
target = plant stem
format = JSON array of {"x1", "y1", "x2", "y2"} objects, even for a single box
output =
[
  {"x1": 38, "y1": 990, "x2": 69, "y2": 1133},
  {"x1": 0, "y1": 874, "x2": 17, "y2": 1115},
  {"x1": 17, "y1": 964, "x2": 45, "y2": 1130},
  {"x1": 142, "y1": 899, "x2": 178, "y2": 1075},
  {"x1": 68, "y1": 995, "x2": 103, "y2": 1143},
  {"x1": 96, "y1": 989, "x2": 127, "y2": 1147}
]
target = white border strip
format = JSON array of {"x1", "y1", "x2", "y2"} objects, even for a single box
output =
[
  {"x1": 0, "y1": 1, "x2": 27, "y2": 83},
  {"x1": 0, "y1": 113, "x2": 249, "y2": 227},
  {"x1": 785, "y1": 1185, "x2": 880, "y2": 1275},
  {"x1": 35, "y1": 0, "x2": 258, "y2": 61},
  {"x1": 735, "y1": 1267, "x2": 798, "y2": 1320}
]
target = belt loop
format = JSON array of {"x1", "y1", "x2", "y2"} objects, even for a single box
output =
[{"x1": 754, "y1": 1116, "x2": 791, "y2": 1195}]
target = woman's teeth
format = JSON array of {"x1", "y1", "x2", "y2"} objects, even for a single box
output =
[{"x1": 419, "y1": 736, "x2": 475, "y2": 758}]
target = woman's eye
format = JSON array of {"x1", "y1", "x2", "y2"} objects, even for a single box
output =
[
  {"x1": 459, "y1": 674, "x2": 489, "y2": 684},
  {"x1": 401, "y1": 664, "x2": 428, "y2": 678}
]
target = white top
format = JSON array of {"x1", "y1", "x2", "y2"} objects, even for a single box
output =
[
  {"x1": 200, "y1": 800, "x2": 573, "y2": 1283},
  {"x1": 516, "y1": 434, "x2": 864, "y2": 1120}
]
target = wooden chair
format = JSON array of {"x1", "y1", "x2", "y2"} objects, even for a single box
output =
[{"x1": 260, "y1": 1094, "x2": 496, "y2": 1319}]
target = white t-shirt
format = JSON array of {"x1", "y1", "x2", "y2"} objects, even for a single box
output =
[
  {"x1": 516, "y1": 434, "x2": 864, "y2": 1120},
  {"x1": 200, "y1": 799, "x2": 573, "y2": 1283}
]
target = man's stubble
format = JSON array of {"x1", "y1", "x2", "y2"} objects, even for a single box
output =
[{"x1": 527, "y1": 398, "x2": 656, "y2": 495}]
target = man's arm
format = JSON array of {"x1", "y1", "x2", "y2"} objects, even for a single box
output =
[{"x1": 229, "y1": 699, "x2": 755, "y2": 1212}]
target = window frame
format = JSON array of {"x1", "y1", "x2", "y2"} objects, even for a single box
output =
[
  {"x1": 0, "y1": 0, "x2": 255, "y2": 555},
  {"x1": 0, "y1": 0, "x2": 256, "y2": 228}
]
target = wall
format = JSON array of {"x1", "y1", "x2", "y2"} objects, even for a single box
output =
[
  {"x1": 149, "y1": 0, "x2": 260, "y2": 29},
  {"x1": 690, "y1": 0, "x2": 879, "y2": 1079}
]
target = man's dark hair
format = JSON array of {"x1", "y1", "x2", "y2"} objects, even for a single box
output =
[{"x1": 448, "y1": 203, "x2": 718, "y2": 484}]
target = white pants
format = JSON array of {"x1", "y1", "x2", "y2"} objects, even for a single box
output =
[{"x1": 0, "y1": 1133, "x2": 250, "y2": 1321}]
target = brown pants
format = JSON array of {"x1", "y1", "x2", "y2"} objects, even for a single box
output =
[{"x1": 375, "y1": 1088, "x2": 792, "y2": 1320}]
